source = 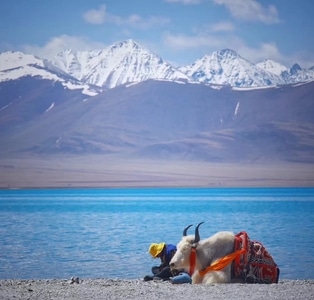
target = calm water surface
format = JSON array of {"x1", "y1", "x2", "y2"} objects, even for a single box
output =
[{"x1": 0, "y1": 187, "x2": 313, "y2": 280}]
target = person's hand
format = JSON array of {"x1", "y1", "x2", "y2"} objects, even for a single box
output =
[{"x1": 171, "y1": 269, "x2": 180, "y2": 276}]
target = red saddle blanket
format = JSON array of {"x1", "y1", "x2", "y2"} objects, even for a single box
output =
[{"x1": 233, "y1": 231, "x2": 280, "y2": 283}]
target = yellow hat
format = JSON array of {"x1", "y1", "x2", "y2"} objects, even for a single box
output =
[{"x1": 149, "y1": 242, "x2": 165, "y2": 258}]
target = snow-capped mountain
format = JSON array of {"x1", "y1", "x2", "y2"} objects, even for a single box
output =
[
  {"x1": 1, "y1": 40, "x2": 314, "y2": 91},
  {"x1": 282, "y1": 63, "x2": 314, "y2": 83},
  {"x1": 179, "y1": 49, "x2": 284, "y2": 87},
  {"x1": 50, "y1": 39, "x2": 189, "y2": 88},
  {"x1": 0, "y1": 51, "x2": 99, "y2": 96},
  {"x1": 0, "y1": 51, "x2": 57, "y2": 81},
  {"x1": 257, "y1": 60, "x2": 314, "y2": 84},
  {"x1": 256, "y1": 59, "x2": 288, "y2": 77}
]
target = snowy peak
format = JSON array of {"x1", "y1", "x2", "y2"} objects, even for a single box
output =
[
  {"x1": 0, "y1": 51, "x2": 53, "y2": 81},
  {"x1": 256, "y1": 59, "x2": 288, "y2": 76},
  {"x1": 290, "y1": 63, "x2": 302, "y2": 75},
  {"x1": 51, "y1": 39, "x2": 189, "y2": 88},
  {"x1": 52, "y1": 49, "x2": 86, "y2": 80},
  {"x1": 110, "y1": 39, "x2": 142, "y2": 52},
  {"x1": 0, "y1": 51, "x2": 46, "y2": 72},
  {"x1": 215, "y1": 48, "x2": 239, "y2": 60},
  {"x1": 0, "y1": 51, "x2": 98, "y2": 96},
  {"x1": 287, "y1": 63, "x2": 314, "y2": 83},
  {"x1": 179, "y1": 49, "x2": 283, "y2": 87},
  {"x1": 257, "y1": 59, "x2": 314, "y2": 84}
]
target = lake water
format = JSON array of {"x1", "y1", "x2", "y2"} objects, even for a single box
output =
[{"x1": 0, "y1": 187, "x2": 313, "y2": 280}]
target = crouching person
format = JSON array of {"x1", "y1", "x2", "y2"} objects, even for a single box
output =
[
  {"x1": 144, "y1": 242, "x2": 192, "y2": 283},
  {"x1": 144, "y1": 242, "x2": 176, "y2": 281}
]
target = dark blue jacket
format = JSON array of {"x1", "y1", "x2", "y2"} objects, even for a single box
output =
[{"x1": 160, "y1": 244, "x2": 177, "y2": 268}]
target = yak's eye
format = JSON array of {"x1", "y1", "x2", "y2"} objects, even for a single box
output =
[{"x1": 183, "y1": 245, "x2": 190, "y2": 252}]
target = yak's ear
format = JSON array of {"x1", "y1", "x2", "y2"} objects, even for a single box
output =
[{"x1": 192, "y1": 242, "x2": 198, "y2": 248}]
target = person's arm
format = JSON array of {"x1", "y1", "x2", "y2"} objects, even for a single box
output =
[
  {"x1": 158, "y1": 249, "x2": 168, "y2": 269},
  {"x1": 164, "y1": 246, "x2": 177, "y2": 266},
  {"x1": 159, "y1": 245, "x2": 176, "y2": 269},
  {"x1": 159, "y1": 258, "x2": 167, "y2": 269}
]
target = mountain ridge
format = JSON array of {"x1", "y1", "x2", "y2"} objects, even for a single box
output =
[
  {"x1": 1, "y1": 39, "x2": 313, "y2": 92},
  {"x1": 178, "y1": 49, "x2": 284, "y2": 87},
  {"x1": 1, "y1": 40, "x2": 314, "y2": 166},
  {"x1": 1, "y1": 78, "x2": 313, "y2": 164}
]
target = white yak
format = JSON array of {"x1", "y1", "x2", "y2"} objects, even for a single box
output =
[
  {"x1": 169, "y1": 222, "x2": 280, "y2": 284},
  {"x1": 170, "y1": 222, "x2": 240, "y2": 284}
]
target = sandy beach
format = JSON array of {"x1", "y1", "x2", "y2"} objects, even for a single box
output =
[
  {"x1": 0, "y1": 279, "x2": 313, "y2": 300},
  {"x1": 1, "y1": 156, "x2": 314, "y2": 189}
]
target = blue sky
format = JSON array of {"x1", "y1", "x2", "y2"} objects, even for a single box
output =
[{"x1": 1, "y1": 0, "x2": 313, "y2": 68}]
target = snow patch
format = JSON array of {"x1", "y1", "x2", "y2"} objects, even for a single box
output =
[
  {"x1": 291, "y1": 80, "x2": 314, "y2": 87},
  {"x1": 234, "y1": 102, "x2": 240, "y2": 117},
  {"x1": 0, "y1": 103, "x2": 12, "y2": 111},
  {"x1": 45, "y1": 102, "x2": 55, "y2": 112},
  {"x1": 126, "y1": 82, "x2": 140, "y2": 88},
  {"x1": 232, "y1": 85, "x2": 277, "y2": 91},
  {"x1": 208, "y1": 84, "x2": 224, "y2": 90},
  {"x1": 81, "y1": 88, "x2": 98, "y2": 96},
  {"x1": 173, "y1": 80, "x2": 186, "y2": 84}
]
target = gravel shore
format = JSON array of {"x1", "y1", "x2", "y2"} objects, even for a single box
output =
[{"x1": 0, "y1": 279, "x2": 313, "y2": 300}]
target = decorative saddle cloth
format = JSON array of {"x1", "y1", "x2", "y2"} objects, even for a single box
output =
[{"x1": 233, "y1": 231, "x2": 280, "y2": 284}]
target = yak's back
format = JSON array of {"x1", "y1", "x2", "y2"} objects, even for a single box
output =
[
  {"x1": 199, "y1": 231, "x2": 235, "y2": 259},
  {"x1": 233, "y1": 231, "x2": 280, "y2": 284}
]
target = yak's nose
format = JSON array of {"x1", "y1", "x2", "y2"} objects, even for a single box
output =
[{"x1": 170, "y1": 262, "x2": 175, "y2": 268}]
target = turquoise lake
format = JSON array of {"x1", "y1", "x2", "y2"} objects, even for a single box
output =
[{"x1": 0, "y1": 187, "x2": 313, "y2": 280}]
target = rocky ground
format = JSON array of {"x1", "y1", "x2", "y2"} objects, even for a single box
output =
[{"x1": 0, "y1": 279, "x2": 313, "y2": 300}]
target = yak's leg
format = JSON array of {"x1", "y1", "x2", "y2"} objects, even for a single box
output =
[
  {"x1": 191, "y1": 272, "x2": 203, "y2": 284},
  {"x1": 203, "y1": 265, "x2": 232, "y2": 284}
]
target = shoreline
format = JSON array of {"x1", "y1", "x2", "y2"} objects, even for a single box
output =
[
  {"x1": 0, "y1": 279, "x2": 313, "y2": 300},
  {"x1": 1, "y1": 157, "x2": 314, "y2": 189}
]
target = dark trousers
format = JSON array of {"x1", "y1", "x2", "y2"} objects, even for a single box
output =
[{"x1": 152, "y1": 266, "x2": 172, "y2": 279}]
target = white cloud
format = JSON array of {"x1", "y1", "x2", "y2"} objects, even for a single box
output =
[
  {"x1": 237, "y1": 42, "x2": 282, "y2": 63},
  {"x1": 22, "y1": 35, "x2": 106, "y2": 59},
  {"x1": 83, "y1": 5, "x2": 169, "y2": 29},
  {"x1": 165, "y1": 0, "x2": 203, "y2": 4},
  {"x1": 164, "y1": 33, "x2": 219, "y2": 49},
  {"x1": 288, "y1": 51, "x2": 314, "y2": 69},
  {"x1": 112, "y1": 14, "x2": 170, "y2": 29},
  {"x1": 163, "y1": 31, "x2": 240, "y2": 51},
  {"x1": 213, "y1": 0, "x2": 280, "y2": 24},
  {"x1": 0, "y1": 41, "x2": 13, "y2": 53},
  {"x1": 162, "y1": 31, "x2": 297, "y2": 67},
  {"x1": 237, "y1": 43, "x2": 314, "y2": 68},
  {"x1": 210, "y1": 21, "x2": 235, "y2": 32},
  {"x1": 83, "y1": 4, "x2": 107, "y2": 25}
]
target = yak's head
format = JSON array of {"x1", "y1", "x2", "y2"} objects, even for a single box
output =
[{"x1": 170, "y1": 222, "x2": 204, "y2": 272}]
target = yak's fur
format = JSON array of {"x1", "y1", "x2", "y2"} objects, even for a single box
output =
[{"x1": 170, "y1": 230, "x2": 237, "y2": 284}]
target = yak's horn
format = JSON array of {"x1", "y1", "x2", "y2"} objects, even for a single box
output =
[
  {"x1": 183, "y1": 224, "x2": 193, "y2": 236},
  {"x1": 194, "y1": 222, "x2": 204, "y2": 243}
]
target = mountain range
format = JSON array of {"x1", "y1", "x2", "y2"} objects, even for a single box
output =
[
  {"x1": 1, "y1": 39, "x2": 314, "y2": 92},
  {"x1": 0, "y1": 39, "x2": 314, "y2": 186}
]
